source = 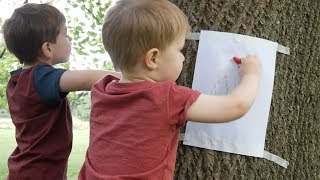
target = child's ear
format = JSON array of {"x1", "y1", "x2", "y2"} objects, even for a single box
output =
[
  {"x1": 40, "y1": 42, "x2": 53, "y2": 59},
  {"x1": 144, "y1": 48, "x2": 159, "y2": 70}
]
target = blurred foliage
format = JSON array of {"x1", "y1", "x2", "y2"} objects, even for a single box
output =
[
  {"x1": 0, "y1": 1, "x2": 114, "y2": 121},
  {"x1": 0, "y1": 44, "x2": 19, "y2": 110},
  {"x1": 65, "y1": 0, "x2": 113, "y2": 121},
  {"x1": 0, "y1": 18, "x2": 20, "y2": 110},
  {"x1": 65, "y1": 0, "x2": 113, "y2": 70},
  {"x1": 69, "y1": 92, "x2": 91, "y2": 121}
]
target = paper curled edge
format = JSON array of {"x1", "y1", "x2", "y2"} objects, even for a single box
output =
[
  {"x1": 179, "y1": 133, "x2": 289, "y2": 168},
  {"x1": 186, "y1": 32, "x2": 290, "y2": 55}
]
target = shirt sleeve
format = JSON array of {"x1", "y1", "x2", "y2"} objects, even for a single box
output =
[
  {"x1": 33, "y1": 65, "x2": 68, "y2": 103},
  {"x1": 168, "y1": 82, "x2": 201, "y2": 127}
]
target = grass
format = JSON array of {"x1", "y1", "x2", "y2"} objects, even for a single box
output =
[{"x1": 0, "y1": 129, "x2": 89, "y2": 180}]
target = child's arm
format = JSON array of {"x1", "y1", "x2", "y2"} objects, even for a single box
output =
[
  {"x1": 59, "y1": 70, "x2": 121, "y2": 92},
  {"x1": 186, "y1": 55, "x2": 261, "y2": 123}
]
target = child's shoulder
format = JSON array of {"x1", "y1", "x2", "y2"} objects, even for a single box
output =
[
  {"x1": 9, "y1": 62, "x2": 52, "y2": 78},
  {"x1": 33, "y1": 63, "x2": 65, "y2": 78},
  {"x1": 93, "y1": 75, "x2": 119, "y2": 88},
  {"x1": 163, "y1": 81, "x2": 192, "y2": 91}
]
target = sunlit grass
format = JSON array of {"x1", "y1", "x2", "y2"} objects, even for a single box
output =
[
  {"x1": 0, "y1": 129, "x2": 16, "y2": 179},
  {"x1": 0, "y1": 129, "x2": 89, "y2": 180}
]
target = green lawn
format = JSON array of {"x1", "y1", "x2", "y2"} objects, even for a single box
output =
[{"x1": 0, "y1": 129, "x2": 89, "y2": 180}]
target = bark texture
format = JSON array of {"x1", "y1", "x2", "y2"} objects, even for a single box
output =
[{"x1": 171, "y1": 0, "x2": 320, "y2": 179}]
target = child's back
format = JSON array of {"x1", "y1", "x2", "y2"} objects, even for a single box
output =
[
  {"x1": 7, "y1": 64, "x2": 73, "y2": 179},
  {"x1": 80, "y1": 79, "x2": 200, "y2": 179},
  {"x1": 3, "y1": 4, "x2": 73, "y2": 179},
  {"x1": 2, "y1": 3, "x2": 119, "y2": 179},
  {"x1": 79, "y1": 0, "x2": 261, "y2": 179}
]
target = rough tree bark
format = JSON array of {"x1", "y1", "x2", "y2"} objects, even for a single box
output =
[{"x1": 171, "y1": 0, "x2": 320, "y2": 179}]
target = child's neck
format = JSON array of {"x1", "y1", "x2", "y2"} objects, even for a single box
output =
[
  {"x1": 119, "y1": 72, "x2": 156, "y2": 83},
  {"x1": 23, "y1": 59, "x2": 52, "y2": 69},
  {"x1": 118, "y1": 77, "x2": 155, "y2": 83},
  {"x1": 23, "y1": 64, "x2": 33, "y2": 69}
]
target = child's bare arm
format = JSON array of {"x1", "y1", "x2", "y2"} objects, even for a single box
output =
[
  {"x1": 186, "y1": 55, "x2": 261, "y2": 123},
  {"x1": 59, "y1": 70, "x2": 121, "y2": 92}
]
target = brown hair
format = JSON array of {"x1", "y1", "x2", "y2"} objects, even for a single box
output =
[
  {"x1": 102, "y1": 0, "x2": 190, "y2": 71},
  {"x1": 2, "y1": 3, "x2": 66, "y2": 64}
]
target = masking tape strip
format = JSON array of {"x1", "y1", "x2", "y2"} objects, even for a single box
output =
[
  {"x1": 179, "y1": 133, "x2": 289, "y2": 168},
  {"x1": 179, "y1": 133, "x2": 185, "y2": 141},
  {"x1": 186, "y1": 32, "x2": 290, "y2": 55},
  {"x1": 263, "y1": 150, "x2": 289, "y2": 168},
  {"x1": 277, "y1": 44, "x2": 290, "y2": 55},
  {"x1": 186, "y1": 32, "x2": 201, "y2": 40}
]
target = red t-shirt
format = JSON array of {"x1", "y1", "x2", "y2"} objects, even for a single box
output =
[{"x1": 79, "y1": 75, "x2": 200, "y2": 180}]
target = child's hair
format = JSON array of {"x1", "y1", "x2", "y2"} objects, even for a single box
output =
[
  {"x1": 102, "y1": 0, "x2": 190, "y2": 71},
  {"x1": 2, "y1": 3, "x2": 66, "y2": 64}
]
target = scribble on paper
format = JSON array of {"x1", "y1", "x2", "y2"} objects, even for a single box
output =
[{"x1": 210, "y1": 59, "x2": 240, "y2": 95}]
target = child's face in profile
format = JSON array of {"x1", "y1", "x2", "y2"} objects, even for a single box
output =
[
  {"x1": 50, "y1": 24, "x2": 72, "y2": 65},
  {"x1": 156, "y1": 33, "x2": 186, "y2": 81}
]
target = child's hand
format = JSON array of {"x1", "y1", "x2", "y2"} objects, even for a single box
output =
[{"x1": 238, "y1": 55, "x2": 261, "y2": 78}]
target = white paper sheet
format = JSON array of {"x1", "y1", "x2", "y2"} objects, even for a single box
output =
[{"x1": 183, "y1": 30, "x2": 278, "y2": 157}]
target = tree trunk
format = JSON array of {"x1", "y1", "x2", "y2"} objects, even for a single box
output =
[{"x1": 172, "y1": 0, "x2": 320, "y2": 179}]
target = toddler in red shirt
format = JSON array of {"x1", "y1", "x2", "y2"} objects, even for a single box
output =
[{"x1": 79, "y1": 0, "x2": 261, "y2": 179}]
